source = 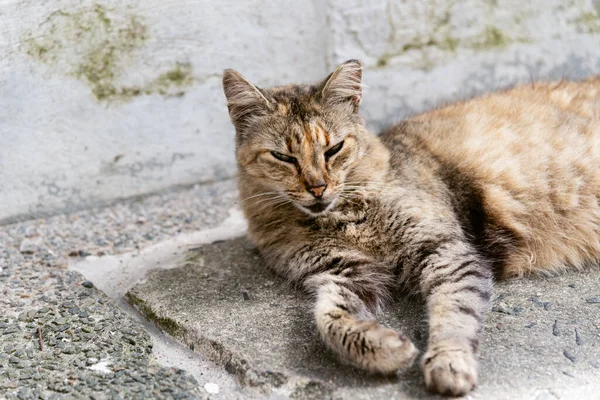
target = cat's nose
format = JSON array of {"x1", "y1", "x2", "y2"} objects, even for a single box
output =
[{"x1": 307, "y1": 183, "x2": 327, "y2": 199}]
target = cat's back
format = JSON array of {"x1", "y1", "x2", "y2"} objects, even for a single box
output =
[
  {"x1": 391, "y1": 78, "x2": 600, "y2": 161},
  {"x1": 382, "y1": 78, "x2": 600, "y2": 276}
]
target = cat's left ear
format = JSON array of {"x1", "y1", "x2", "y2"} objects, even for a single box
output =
[{"x1": 320, "y1": 59, "x2": 363, "y2": 112}]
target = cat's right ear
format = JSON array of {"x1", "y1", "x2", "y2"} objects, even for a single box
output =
[
  {"x1": 222, "y1": 69, "x2": 271, "y2": 129},
  {"x1": 320, "y1": 59, "x2": 363, "y2": 112}
]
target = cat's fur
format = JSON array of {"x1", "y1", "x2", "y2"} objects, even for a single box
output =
[{"x1": 222, "y1": 60, "x2": 600, "y2": 396}]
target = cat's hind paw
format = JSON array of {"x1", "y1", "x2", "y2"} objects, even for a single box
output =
[{"x1": 422, "y1": 343, "x2": 477, "y2": 396}]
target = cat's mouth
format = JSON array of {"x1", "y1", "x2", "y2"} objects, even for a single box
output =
[
  {"x1": 296, "y1": 198, "x2": 337, "y2": 216},
  {"x1": 306, "y1": 202, "x2": 330, "y2": 213}
]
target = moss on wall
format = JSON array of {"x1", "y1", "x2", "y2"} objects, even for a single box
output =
[
  {"x1": 472, "y1": 26, "x2": 509, "y2": 50},
  {"x1": 575, "y1": 11, "x2": 600, "y2": 33},
  {"x1": 23, "y1": 4, "x2": 197, "y2": 103},
  {"x1": 151, "y1": 63, "x2": 195, "y2": 96}
]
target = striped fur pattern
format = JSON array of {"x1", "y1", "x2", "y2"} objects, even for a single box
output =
[{"x1": 222, "y1": 60, "x2": 600, "y2": 396}]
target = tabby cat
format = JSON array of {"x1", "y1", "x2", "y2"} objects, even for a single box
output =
[{"x1": 222, "y1": 59, "x2": 600, "y2": 396}]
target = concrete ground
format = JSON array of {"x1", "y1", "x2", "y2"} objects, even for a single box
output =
[{"x1": 1, "y1": 178, "x2": 600, "y2": 399}]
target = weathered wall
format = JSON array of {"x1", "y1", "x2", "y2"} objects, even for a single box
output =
[
  {"x1": 332, "y1": 0, "x2": 600, "y2": 130},
  {"x1": 0, "y1": 0, "x2": 328, "y2": 223},
  {"x1": 1, "y1": 0, "x2": 600, "y2": 223}
]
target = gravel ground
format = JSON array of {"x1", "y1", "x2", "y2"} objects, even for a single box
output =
[
  {"x1": 0, "y1": 179, "x2": 238, "y2": 400},
  {"x1": 0, "y1": 276, "x2": 202, "y2": 400},
  {"x1": 1, "y1": 180, "x2": 238, "y2": 263}
]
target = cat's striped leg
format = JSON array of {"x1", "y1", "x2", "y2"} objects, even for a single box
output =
[
  {"x1": 305, "y1": 265, "x2": 418, "y2": 374},
  {"x1": 417, "y1": 240, "x2": 493, "y2": 396}
]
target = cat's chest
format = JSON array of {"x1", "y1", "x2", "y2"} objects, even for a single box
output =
[{"x1": 314, "y1": 199, "x2": 401, "y2": 255}]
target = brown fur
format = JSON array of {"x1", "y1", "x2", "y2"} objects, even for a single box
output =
[{"x1": 222, "y1": 60, "x2": 600, "y2": 396}]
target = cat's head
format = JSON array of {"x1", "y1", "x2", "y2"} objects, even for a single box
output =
[{"x1": 223, "y1": 60, "x2": 373, "y2": 217}]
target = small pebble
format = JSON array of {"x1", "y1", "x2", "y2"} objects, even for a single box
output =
[
  {"x1": 68, "y1": 250, "x2": 91, "y2": 257},
  {"x1": 82, "y1": 281, "x2": 94, "y2": 289},
  {"x1": 530, "y1": 296, "x2": 552, "y2": 310},
  {"x1": 17, "y1": 388, "x2": 31, "y2": 399},
  {"x1": 525, "y1": 322, "x2": 537, "y2": 329},
  {"x1": 123, "y1": 336, "x2": 136, "y2": 345},
  {"x1": 492, "y1": 306, "x2": 524, "y2": 316},
  {"x1": 563, "y1": 350, "x2": 577, "y2": 362},
  {"x1": 204, "y1": 382, "x2": 219, "y2": 395},
  {"x1": 19, "y1": 237, "x2": 44, "y2": 254},
  {"x1": 585, "y1": 297, "x2": 600, "y2": 304},
  {"x1": 575, "y1": 328, "x2": 584, "y2": 346},
  {"x1": 86, "y1": 358, "x2": 97, "y2": 366},
  {"x1": 552, "y1": 320, "x2": 561, "y2": 336},
  {"x1": 530, "y1": 296, "x2": 542, "y2": 306},
  {"x1": 242, "y1": 291, "x2": 250, "y2": 301},
  {"x1": 62, "y1": 301, "x2": 75, "y2": 308}
]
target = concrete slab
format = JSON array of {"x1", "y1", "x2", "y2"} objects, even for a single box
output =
[{"x1": 128, "y1": 237, "x2": 600, "y2": 400}]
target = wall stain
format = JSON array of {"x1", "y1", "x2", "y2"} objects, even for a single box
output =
[
  {"x1": 472, "y1": 26, "x2": 509, "y2": 50},
  {"x1": 574, "y1": 11, "x2": 600, "y2": 33},
  {"x1": 101, "y1": 152, "x2": 196, "y2": 178},
  {"x1": 374, "y1": 24, "x2": 519, "y2": 71},
  {"x1": 23, "y1": 4, "x2": 197, "y2": 103},
  {"x1": 371, "y1": 0, "x2": 538, "y2": 71}
]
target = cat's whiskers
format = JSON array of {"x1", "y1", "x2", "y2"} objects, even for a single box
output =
[
  {"x1": 269, "y1": 199, "x2": 295, "y2": 212},
  {"x1": 251, "y1": 196, "x2": 291, "y2": 208},
  {"x1": 246, "y1": 195, "x2": 290, "y2": 209},
  {"x1": 261, "y1": 216, "x2": 290, "y2": 229},
  {"x1": 241, "y1": 191, "x2": 282, "y2": 202},
  {"x1": 340, "y1": 189, "x2": 368, "y2": 196}
]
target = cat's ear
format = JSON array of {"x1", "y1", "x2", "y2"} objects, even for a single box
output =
[
  {"x1": 320, "y1": 59, "x2": 363, "y2": 112},
  {"x1": 222, "y1": 69, "x2": 271, "y2": 129}
]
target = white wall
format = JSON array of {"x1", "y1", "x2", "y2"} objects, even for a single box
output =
[{"x1": 1, "y1": 0, "x2": 600, "y2": 223}]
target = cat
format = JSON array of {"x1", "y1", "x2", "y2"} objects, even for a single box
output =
[{"x1": 222, "y1": 59, "x2": 600, "y2": 396}]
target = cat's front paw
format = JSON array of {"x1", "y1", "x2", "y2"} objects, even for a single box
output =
[
  {"x1": 351, "y1": 320, "x2": 418, "y2": 375},
  {"x1": 422, "y1": 342, "x2": 477, "y2": 396}
]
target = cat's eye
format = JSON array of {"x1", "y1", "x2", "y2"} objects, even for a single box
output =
[
  {"x1": 270, "y1": 151, "x2": 296, "y2": 164},
  {"x1": 324, "y1": 141, "x2": 344, "y2": 159}
]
